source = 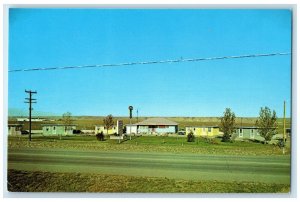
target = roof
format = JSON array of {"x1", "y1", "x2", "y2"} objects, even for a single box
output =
[
  {"x1": 95, "y1": 125, "x2": 116, "y2": 127},
  {"x1": 135, "y1": 118, "x2": 178, "y2": 126},
  {"x1": 8, "y1": 124, "x2": 24, "y2": 126},
  {"x1": 186, "y1": 126, "x2": 219, "y2": 128},
  {"x1": 234, "y1": 126, "x2": 276, "y2": 129},
  {"x1": 235, "y1": 126, "x2": 259, "y2": 129}
]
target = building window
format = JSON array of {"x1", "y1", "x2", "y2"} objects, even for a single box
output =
[
  {"x1": 239, "y1": 129, "x2": 243, "y2": 137},
  {"x1": 250, "y1": 129, "x2": 254, "y2": 138},
  {"x1": 149, "y1": 125, "x2": 158, "y2": 128},
  {"x1": 53, "y1": 127, "x2": 56, "y2": 130}
]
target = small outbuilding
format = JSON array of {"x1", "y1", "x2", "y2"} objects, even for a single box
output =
[
  {"x1": 42, "y1": 124, "x2": 76, "y2": 136},
  {"x1": 185, "y1": 126, "x2": 219, "y2": 137},
  {"x1": 8, "y1": 124, "x2": 23, "y2": 136}
]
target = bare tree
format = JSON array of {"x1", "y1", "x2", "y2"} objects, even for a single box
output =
[
  {"x1": 60, "y1": 112, "x2": 73, "y2": 139},
  {"x1": 220, "y1": 108, "x2": 236, "y2": 142},
  {"x1": 103, "y1": 114, "x2": 114, "y2": 135},
  {"x1": 256, "y1": 107, "x2": 277, "y2": 144},
  {"x1": 62, "y1": 112, "x2": 72, "y2": 125}
]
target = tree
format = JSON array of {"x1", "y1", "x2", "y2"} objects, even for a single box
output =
[
  {"x1": 187, "y1": 131, "x2": 195, "y2": 142},
  {"x1": 103, "y1": 114, "x2": 114, "y2": 135},
  {"x1": 256, "y1": 107, "x2": 277, "y2": 144},
  {"x1": 62, "y1": 112, "x2": 72, "y2": 125},
  {"x1": 61, "y1": 112, "x2": 73, "y2": 139},
  {"x1": 220, "y1": 108, "x2": 236, "y2": 142},
  {"x1": 96, "y1": 131, "x2": 105, "y2": 141}
]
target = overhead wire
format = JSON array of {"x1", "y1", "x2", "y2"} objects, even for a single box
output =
[{"x1": 8, "y1": 52, "x2": 291, "y2": 73}]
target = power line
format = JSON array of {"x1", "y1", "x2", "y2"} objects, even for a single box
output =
[{"x1": 9, "y1": 52, "x2": 291, "y2": 73}]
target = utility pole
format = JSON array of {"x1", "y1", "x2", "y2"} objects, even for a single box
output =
[
  {"x1": 282, "y1": 100, "x2": 286, "y2": 154},
  {"x1": 136, "y1": 109, "x2": 139, "y2": 123},
  {"x1": 25, "y1": 90, "x2": 37, "y2": 141},
  {"x1": 283, "y1": 101, "x2": 286, "y2": 143}
]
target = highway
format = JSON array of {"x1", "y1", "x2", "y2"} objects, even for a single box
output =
[{"x1": 8, "y1": 148, "x2": 290, "y2": 184}]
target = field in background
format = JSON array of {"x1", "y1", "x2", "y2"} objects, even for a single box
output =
[{"x1": 8, "y1": 116, "x2": 291, "y2": 134}]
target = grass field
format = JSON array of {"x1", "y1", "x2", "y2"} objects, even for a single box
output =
[
  {"x1": 8, "y1": 135, "x2": 291, "y2": 156},
  {"x1": 7, "y1": 135, "x2": 291, "y2": 193}
]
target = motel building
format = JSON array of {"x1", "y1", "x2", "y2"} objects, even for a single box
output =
[
  {"x1": 185, "y1": 126, "x2": 220, "y2": 137},
  {"x1": 126, "y1": 117, "x2": 178, "y2": 135},
  {"x1": 232, "y1": 126, "x2": 261, "y2": 140},
  {"x1": 95, "y1": 125, "x2": 117, "y2": 135},
  {"x1": 8, "y1": 124, "x2": 23, "y2": 136},
  {"x1": 95, "y1": 120, "x2": 124, "y2": 135},
  {"x1": 42, "y1": 124, "x2": 76, "y2": 136}
]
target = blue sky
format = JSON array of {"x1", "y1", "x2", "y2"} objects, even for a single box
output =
[{"x1": 8, "y1": 9, "x2": 291, "y2": 117}]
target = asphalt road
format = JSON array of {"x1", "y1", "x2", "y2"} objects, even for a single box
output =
[{"x1": 8, "y1": 148, "x2": 290, "y2": 184}]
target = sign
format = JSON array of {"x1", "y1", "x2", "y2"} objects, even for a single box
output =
[{"x1": 117, "y1": 120, "x2": 123, "y2": 135}]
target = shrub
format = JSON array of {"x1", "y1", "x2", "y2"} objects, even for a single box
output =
[
  {"x1": 187, "y1": 132, "x2": 195, "y2": 142},
  {"x1": 96, "y1": 132, "x2": 105, "y2": 141}
]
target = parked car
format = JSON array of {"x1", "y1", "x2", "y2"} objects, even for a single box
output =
[
  {"x1": 178, "y1": 130, "x2": 186, "y2": 135},
  {"x1": 21, "y1": 130, "x2": 29, "y2": 135}
]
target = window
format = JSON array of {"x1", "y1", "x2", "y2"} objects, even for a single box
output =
[
  {"x1": 149, "y1": 125, "x2": 158, "y2": 128},
  {"x1": 250, "y1": 129, "x2": 255, "y2": 138},
  {"x1": 53, "y1": 127, "x2": 56, "y2": 130},
  {"x1": 239, "y1": 128, "x2": 243, "y2": 137}
]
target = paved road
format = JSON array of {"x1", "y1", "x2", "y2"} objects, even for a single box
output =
[{"x1": 8, "y1": 148, "x2": 290, "y2": 184}]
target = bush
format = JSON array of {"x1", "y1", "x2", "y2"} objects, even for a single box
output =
[
  {"x1": 96, "y1": 132, "x2": 105, "y2": 141},
  {"x1": 187, "y1": 132, "x2": 195, "y2": 142}
]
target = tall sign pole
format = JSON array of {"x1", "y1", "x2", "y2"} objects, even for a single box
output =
[
  {"x1": 129, "y1": 106, "x2": 133, "y2": 140},
  {"x1": 25, "y1": 90, "x2": 37, "y2": 141}
]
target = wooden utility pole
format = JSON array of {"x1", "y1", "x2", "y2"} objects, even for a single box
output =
[
  {"x1": 25, "y1": 90, "x2": 37, "y2": 141},
  {"x1": 283, "y1": 101, "x2": 286, "y2": 143}
]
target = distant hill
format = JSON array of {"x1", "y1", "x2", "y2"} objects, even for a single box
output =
[{"x1": 8, "y1": 108, "x2": 58, "y2": 117}]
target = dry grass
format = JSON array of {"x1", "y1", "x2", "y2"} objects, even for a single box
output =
[{"x1": 7, "y1": 169, "x2": 290, "y2": 193}]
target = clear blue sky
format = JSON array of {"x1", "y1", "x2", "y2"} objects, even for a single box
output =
[{"x1": 8, "y1": 9, "x2": 291, "y2": 117}]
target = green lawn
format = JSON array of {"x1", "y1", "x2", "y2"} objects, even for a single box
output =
[{"x1": 8, "y1": 135, "x2": 290, "y2": 156}]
